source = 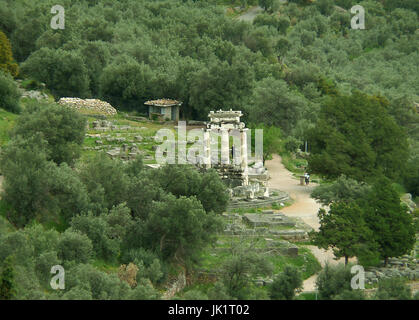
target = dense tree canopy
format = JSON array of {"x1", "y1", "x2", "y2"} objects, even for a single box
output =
[
  {"x1": 0, "y1": 0, "x2": 417, "y2": 301},
  {"x1": 1, "y1": 0, "x2": 415, "y2": 128},
  {"x1": 308, "y1": 92, "x2": 409, "y2": 182},
  {"x1": 13, "y1": 103, "x2": 86, "y2": 165}
]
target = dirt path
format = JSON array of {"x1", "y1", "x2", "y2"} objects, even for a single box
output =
[
  {"x1": 265, "y1": 154, "x2": 322, "y2": 230},
  {"x1": 265, "y1": 155, "x2": 348, "y2": 292}
]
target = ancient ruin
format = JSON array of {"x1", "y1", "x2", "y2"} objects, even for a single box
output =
[{"x1": 198, "y1": 109, "x2": 273, "y2": 204}]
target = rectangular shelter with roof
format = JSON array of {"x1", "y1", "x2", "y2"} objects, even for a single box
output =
[{"x1": 145, "y1": 99, "x2": 182, "y2": 121}]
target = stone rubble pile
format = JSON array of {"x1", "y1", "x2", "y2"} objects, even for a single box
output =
[
  {"x1": 223, "y1": 212, "x2": 310, "y2": 241},
  {"x1": 21, "y1": 90, "x2": 49, "y2": 101},
  {"x1": 58, "y1": 97, "x2": 117, "y2": 115},
  {"x1": 365, "y1": 255, "x2": 419, "y2": 284},
  {"x1": 365, "y1": 238, "x2": 419, "y2": 284}
]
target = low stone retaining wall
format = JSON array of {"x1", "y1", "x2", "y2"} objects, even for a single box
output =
[{"x1": 227, "y1": 192, "x2": 290, "y2": 209}]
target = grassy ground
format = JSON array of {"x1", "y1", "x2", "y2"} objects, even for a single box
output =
[
  {"x1": 82, "y1": 114, "x2": 176, "y2": 162},
  {"x1": 92, "y1": 259, "x2": 120, "y2": 274},
  {"x1": 297, "y1": 292, "x2": 318, "y2": 300}
]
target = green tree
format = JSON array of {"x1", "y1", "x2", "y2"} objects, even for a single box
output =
[
  {"x1": 125, "y1": 172, "x2": 164, "y2": 219},
  {"x1": 10, "y1": 8, "x2": 47, "y2": 62},
  {"x1": 248, "y1": 124, "x2": 281, "y2": 162},
  {"x1": 142, "y1": 194, "x2": 221, "y2": 263},
  {"x1": 99, "y1": 57, "x2": 154, "y2": 111},
  {"x1": 207, "y1": 281, "x2": 232, "y2": 300},
  {"x1": 403, "y1": 141, "x2": 419, "y2": 197},
  {"x1": 254, "y1": 14, "x2": 280, "y2": 30},
  {"x1": 248, "y1": 78, "x2": 307, "y2": 134},
  {"x1": 316, "y1": 0, "x2": 334, "y2": 16},
  {"x1": 80, "y1": 41, "x2": 111, "y2": 96},
  {"x1": 0, "y1": 135, "x2": 54, "y2": 226},
  {"x1": 35, "y1": 251, "x2": 61, "y2": 286},
  {"x1": 70, "y1": 213, "x2": 119, "y2": 262},
  {"x1": 196, "y1": 169, "x2": 229, "y2": 214},
  {"x1": 310, "y1": 202, "x2": 373, "y2": 265},
  {"x1": 0, "y1": 256, "x2": 17, "y2": 300},
  {"x1": 362, "y1": 177, "x2": 416, "y2": 265},
  {"x1": 127, "y1": 279, "x2": 160, "y2": 300},
  {"x1": 65, "y1": 263, "x2": 131, "y2": 300},
  {"x1": 220, "y1": 239, "x2": 273, "y2": 299},
  {"x1": 189, "y1": 60, "x2": 253, "y2": 119},
  {"x1": 79, "y1": 153, "x2": 130, "y2": 212},
  {"x1": 57, "y1": 230, "x2": 93, "y2": 264},
  {"x1": 104, "y1": 203, "x2": 135, "y2": 241},
  {"x1": 24, "y1": 223, "x2": 60, "y2": 257},
  {"x1": 0, "y1": 231, "x2": 34, "y2": 268},
  {"x1": 152, "y1": 165, "x2": 229, "y2": 214},
  {"x1": 259, "y1": 0, "x2": 274, "y2": 11},
  {"x1": 0, "y1": 30, "x2": 18, "y2": 77},
  {"x1": 22, "y1": 48, "x2": 90, "y2": 98},
  {"x1": 0, "y1": 71, "x2": 21, "y2": 113},
  {"x1": 243, "y1": 27, "x2": 274, "y2": 57},
  {"x1": 13, "y1": 102, "x2": 86, "y2": 166},
  {"x1": 0, "y1": 134, "x2": 89, "y2": 226},
  {"x1": 269, "y1": 265, "x2": 303, "y2": 300},
  {"x1": 316, "y1": 263, "x2": 353, "y2": 300},
  {"x1": 308, "y1": 92, "x2": 409, "y2": 181},
  {"x1": 48, "y1": 163, "x2": 91, "y2": 223},
  {"x1": 375, "y1": 277, "x2": 412, "y2": 300},
  {"x1": 311, "y1": 175, "x2": 371, "y2": 206}
]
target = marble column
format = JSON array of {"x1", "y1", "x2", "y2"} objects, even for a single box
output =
[
  {"x1": 241, "y1": 129, "x2": 249, "y2": 186},
  {"x1": 221, "y1": 128, "x2": 230, "y2": 165},
  {"x1": 203, "y1": 129, "x2": 211, "y2": 169}
]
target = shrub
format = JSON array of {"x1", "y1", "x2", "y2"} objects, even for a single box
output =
[
  {"x1": 284, "y1": 136, "x2": 302, "y2": 153},
  {"x1": 375, "y1": 277, "x2": 412, "y2": 300},
  {"x1": 316, "y1": 263, "x2": 352, "y2": 300},
  {"x1": 0, "y1": 71, "x2": 21, "y2": 113},
  {"x1": 57, "y1": 230, "x2": 93, "y2": 264},
  {"x1": 269, "y1": 265, "x2": 303, "y2": 300}
]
